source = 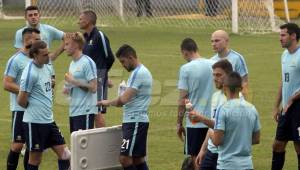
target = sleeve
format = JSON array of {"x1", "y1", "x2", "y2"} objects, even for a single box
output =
[
  {"x1": 128, "y1": 70, "x2": 143, "y2": 91},
  {"x1": 252, "y1": 107, "x2": 261, "y2": 132},
  {"x1": 104, "y1": 35, "x2": 115, "y2": 71},
  {"x1": 14, "y1": 30, "x2": 23, "y2": 49},
  {"x1": 84, "y1": 59, "x2": 97, "y2": 81},
  {"x1": 177, "y1": 66, "x2": 188, "y2": 90},
  {"x1": 20, "y1": 63, "x2": 37, "y2": 93},
  {"x1": 48, "y1": 25, "x2": 64, "y2": 40},
  {"x1": 4, "y1": 57, "x2": 18, "y2": 78},
  {"x1": 214, "y1": 106, "x2": 226, "y2": 131},
  {"x1": 236, "y1": 55, "x2": 248, "y2": 77}
]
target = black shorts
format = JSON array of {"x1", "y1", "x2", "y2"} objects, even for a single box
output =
[
  {"x1": 185, "y1": 127, "x2": 208, "y2": 156},
  {"x1": 23, "y1": 122, "x2": 65, "y2": 152},
  {"x1": 97, "y1": 69, "x2": 108, "y2": 113},
  {"x1": 11, "y1": 111, "x2": 25, "y2": 143},
  {"x1": 200, "y1": 150, "x2": 218, "y2": 170},
  {"x1": 120, "y1": 122, "x2": 149, "y2": 157},
  {"x1": 69, "y1": 114, "x2": 95, "y2": 133},
  {"x1": 276, "y1": 99, "x2": 300, "y2": 141}
]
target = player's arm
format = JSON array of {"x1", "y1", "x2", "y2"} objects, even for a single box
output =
[
  {"x1": 273, "y1": 82, "x2": 282, "y2": 121},
  {"x1": 3, "y1": 76, "x2": 19, "y2": 94},
  {"x1": 98, "y1": 87, "x2": 137, "y2": 107},
  {"x1": 177, "y1": 89, "x2": 188, "y2": 142},
  {"x1": 188, "y1": 111, "x2": 215, "y2": 128},
  {"x1": 195, "y1": 132, "x2": 209, "y2": 165},
  {"x1": 209, "y1": 129, "x2": 224, "y2": 146},
  {"x1": 252, "y1": 130, "x2": 260, "y2": 145},
  {"x1": 17, "y1": 91, "x2": 29, "y2": 108},
  {"x1": 49, "y1": 34, "x2": 65, "y2": 61},
  {"x1": 65, "y1": 73, "x2": 97, "y2": 93}
]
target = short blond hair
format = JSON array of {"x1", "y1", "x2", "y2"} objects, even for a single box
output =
[{"x1": 65, "y1": 32, "x2": 85, "y2": 50}]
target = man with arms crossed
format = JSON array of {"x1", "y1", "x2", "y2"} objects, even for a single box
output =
[
  {"x1": 210, "y1": 72, "x2": 261, "y2": 170},
  {"x1": 98, "y1": 44, "x2": 152, "y2": 170},
  {"x1": 79, "y1": 10, "x2": 115, "y2": 128},
  {"x1": 210, "y1": 30, "x2": 249, "y2": 97},
  {"x1": 4, "y1": 28, "x2": 40, "y2": 170},
  {"x1": 18, "y1": 41, "x2": 70, "y2": 170},
  {"x1": 177, "y1": 38, "x2": 214, "y2": 170},
  {"x1": 272, "y1": 23, "x2": 300, "y2": 170},
  {"x1": 63, "y1": 32, "x2": 98, "y2": 133}
]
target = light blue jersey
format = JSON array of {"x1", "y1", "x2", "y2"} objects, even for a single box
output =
[
  {"x1": 4, "y1": 51, "x2": 32, "y2": 111},
  {"x1": 20, "y1": 61, "x2": 54, "y2": 123},
  {"x1": 281, "y1": 48, "x2": 300, "y2": 110},
  {"x1": 207, "y1": 90, "x2": 227, "y2": 153},
  {"x1": 123, "y1": 64, "x2": 152, "y2": 123},
  {"x1": 178, "y1": 58, "x2": 214, "y2": 128},
  {"x1": 211, "y1": 50, "x2": 248, "y2": 77},
  {"x1": 68, "y1": 55, "x2": 97, "y2": 117},
  {"x1": 14, "y1": 24, "x2": 64, "y2": 48},
  {"x1": 214, "y1": 99, "x2": 261, "y2": 170}
]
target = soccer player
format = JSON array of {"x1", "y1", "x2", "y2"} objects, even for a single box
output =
[
  {"x1": 15, "y1": 5, "x2": 65, "y2": 90},
  {"x1": 78, "y1": 10, "x2": 115, "y2": 128},
  {"x1": 272, "y1": 23, "x2": 300, "y2": 170},
  {"x1": 63, "y1": 32, "x2": 98, "y2": 133},
  {"x1": 98, "y1": 44, "x2": 152, "y2": 170},
  {"x1": 210, "y1": 30, "x2": 249, "y2": 97},
  {"x1": 188, "y1": 59, "x2": 233, "y2": 170},
  {"x1": 18, "y1": 40, "x2": 70, "y2": 170},
  {"x1": 210, "y1": 72, "x2": 261, "y2": 170},
  {"x1": 177, "y1": 38, "x2": 214, "y2": 170},
  {"x1": 4, "y1": 28, "x2": 40, "y2": 170}
]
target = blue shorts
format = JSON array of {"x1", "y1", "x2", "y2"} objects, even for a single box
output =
[
  {"x1": 69, "y1": 114, "x2": 95, "y2": 133},
  {"x1": 120, "y1": 122, "x2": 149, "y2": 157},
  {"x1": 200, "y1": 150, "x2": 218, "y2": 170},
  {"x1": 11, "y1": 111, "x2": 26, "y2": 143},
  {"x1": 276, "y1": 99, "x2": 300, "y2": 141},
  {"x1": 97, "y1": 69, "x2": 108, "y2": 113},
  {"x1": 185, "y1": 128, "x2": 208, "y2": 156},
  {"x1": 23, "y1": 122, "x2": 65, "y2": 152}
]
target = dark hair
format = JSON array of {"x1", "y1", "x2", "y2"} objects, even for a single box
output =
[
  {"x1": 212, "y1": 59, "x2": 233, "y2": 75},
  {"x1": 22, "y1": 28, "x2": 40, "y2": 37},
  {"x1": 116, "y1": 44, "x2": 137, "y2": 58},
  {"x1": 29, "y1": 40, "x2": 47, "y2": 59},
  {"x1": 280, "y1": 23, "x2": 300, "y2": 42},
  {"x1": 82, "y1": 10, "x2": 97, "y2": 25},
  {"x1": 25, "y1": 5, "x2": 39, "y2": 14},
  {"x1": 224, "y1": 72, "x2": 242, "y2": 93},
  {"x1": 181, "y1": 38, "x2": 198, "y2": 52}
]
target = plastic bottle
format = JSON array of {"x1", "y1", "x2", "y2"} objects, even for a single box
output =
[
  {"x1": 185, "y1": 99, "x2": 196, "y2": 125},
  {"x1": 118, "y1": 80, "x2": 127, "y2": 96}
]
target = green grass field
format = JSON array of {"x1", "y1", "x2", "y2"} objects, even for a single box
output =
[{"x1": 0, "y1": 19, "x2": 298, "y2": 169}]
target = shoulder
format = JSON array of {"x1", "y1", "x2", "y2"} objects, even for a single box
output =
[
  {"x1": 82, "y1": 55, "x2": 96, "y2": 66},
  {"x1": 229, "y1": 50, "x2": 245, "y2": 60},
  {"x1": 210, "y1": 54, "x2": 219, "y2": 60},
  {"x1": 15, "y1": 27, "x2": 26, "y2": 35}
]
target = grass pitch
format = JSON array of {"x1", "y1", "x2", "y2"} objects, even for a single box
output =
[{"x1": 0, "y1": 19, "x2": 298, "y2": 169}]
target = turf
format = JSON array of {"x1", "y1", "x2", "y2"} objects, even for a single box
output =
[{"x1": 0, "y1": 19, "x2": 298, "y2": 169}]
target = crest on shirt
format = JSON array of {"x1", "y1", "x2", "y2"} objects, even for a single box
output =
[
  {"x1": 89, "y1": 40, "x2": 93, "y2": 45},
  {"x1": 76, "y1": 67, "x2": 81, "y2": 72},
  {"x1": 34, "y1": 144, "x2": 40, "y2": 149}
]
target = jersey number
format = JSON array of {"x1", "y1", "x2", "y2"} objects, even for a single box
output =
[
  {"x1": 121, "y1": 139, "x2": 130, "y2": 150},
  {"x1": 284, "y1": 73, "x2": 289, "y2": 82},
  {"x1": 45, "y1": 82, "x2": 51, "y2": 92}
]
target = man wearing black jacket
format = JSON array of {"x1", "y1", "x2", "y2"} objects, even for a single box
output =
[{"x1": 79, "y1": 10, "x2": 115, "y2": 128}]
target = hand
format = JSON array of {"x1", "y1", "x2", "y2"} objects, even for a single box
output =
[
  {"x1": 177, "y1": 124, "x2": 185, "y2": 142},
  {"x1": 108, "y1": 79, "x2": 113, "y2": 88},
  {"x1": 51, "y1": 78, "x2": 56, "y2": 89},
  {"x1": 63, "y1": 87, "x2": 70, "y2": 95},
  {"x1": 272, "y1": 107, "x2": 281, "y2": 122},
  {"x1": 188, "y1": 110, "x2": 203, "y2": 123},
  {"x1": 195, "y1": 150, "x2": 206, "y2": 166},
  {"x1": 65, "y1": 73, "x2": 74, "y2": 85},
  {"x1": 97, "y1": 100, "x2": 110, "y2": 107}
]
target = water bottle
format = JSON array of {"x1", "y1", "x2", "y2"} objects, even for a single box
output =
[
  {"x1": 185, "y1": 99, "x2": 196, "y2": 125},
  {"x1": 118, "y1": 80, "x2": 127, "y2": 96}
]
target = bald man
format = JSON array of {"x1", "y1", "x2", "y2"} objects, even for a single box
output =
[{"x1": 210, "y1": 30, "x2": 249, "y2": 97}]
